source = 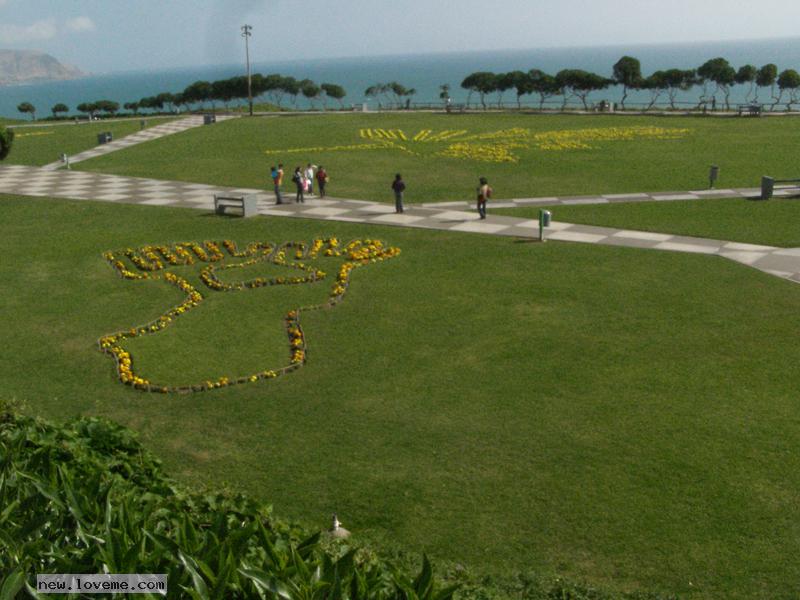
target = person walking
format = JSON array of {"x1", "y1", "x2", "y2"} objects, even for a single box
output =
[
  {"x1": 316, "y1": 166, "x2": 328, "y2": 198},
  {"x1": 476, "y1": 176, "x2": 492, "y2": 219},
  {"x1": 292, "y1": 166, "x2": 305, "y2": 203},
  {"x1": 391, "y1": 173, "x2": 406, "y2": 213},
  {"x1": 305, "y1": 163, "x2": 316, "y2": 196},
  {"x1": 272, "y1": 163, "x2": 284, "y2": 205}
]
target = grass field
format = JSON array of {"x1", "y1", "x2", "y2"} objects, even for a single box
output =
[
  {"x1": 69, "y1": 112, "x2": 800, "y2": 203},
  {"x1": 4, "y1": 194, "x2": 800, "y2": 598},
  {"x1": 4, "y1": 116, "x2": 176, "y2": 166},
  {"x1": 496, "y1": 196, "x2": 800, "y2": 247}
]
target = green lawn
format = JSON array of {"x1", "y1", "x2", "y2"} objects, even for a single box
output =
[
  {"x1": 5, "y1": 116, "x2": 177, "y2": 166},
  {"x1": 495, "y1": 196, "x2": 800, "y2": 247},
  {"x1": 71, "y1": 112, "x2": 800, "y2": 203},
  {"x1": 3, "y1": 194, "x2": 800, "y2": 598}
]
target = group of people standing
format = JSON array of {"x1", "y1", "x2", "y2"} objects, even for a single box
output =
[
  {"x1": 271, "y1": 163, "x2": 329, "y2": 204},
  {"x1": 270, "y1": 164, "x2": 493, "y2": 219}
]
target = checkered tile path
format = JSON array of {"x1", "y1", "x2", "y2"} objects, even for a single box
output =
[
  {"x1": 40, "y1": 115, "x2": 239, "y2": 171},
  {"x1": 422, "y1": 187, "x2": 771, "y2": 209},
  {"x1": 2, "y1": 162, "x2": 800, "y2": 284}
]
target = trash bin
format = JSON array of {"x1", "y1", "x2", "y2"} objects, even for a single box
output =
[
  {"x1": 97, "y1": 132, "x2": 112, "y2": 144},
  {"x1": 761, "y1": 176, "x2": 774, "y2": 200},
  {"x1": 203, "y1": 114, "x2": 216, "y2": 125},
  {"x1": 709, "y1": 165, "x2": 719, "y2": 188}
]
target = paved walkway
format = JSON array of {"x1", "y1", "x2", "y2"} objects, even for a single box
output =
[
  {"x1": 422, "y1": 187, "x2": 773, "y2": 209},
  {"x1": 40, "y1": 115, "x2": 239, "y2": 171},
  {"x1": 2, "y1": 163, "x2": 800, "y2": 284}
]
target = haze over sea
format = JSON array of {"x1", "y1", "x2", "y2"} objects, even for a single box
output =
[{"x1": 3, "y1": 36, "x2": 800, "y2": 118}]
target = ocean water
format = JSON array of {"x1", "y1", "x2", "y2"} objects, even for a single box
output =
[{"x1": 3, "y1": 36, "x2": 800, "y2": 118}]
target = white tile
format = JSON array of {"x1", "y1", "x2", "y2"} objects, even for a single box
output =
[
  {"x1": 612, "y1": 230, "x2": 673, "y2": 242},
  {"x1": 513, "y1": 197, "x2": 559, "y2": 204},
  {"x1": 547, "y1": 231, "x2": 608, "y2": 243},
  {"x1": 651, "y1": 194, "x2": 699, "y2": 201},
  {"x1": 720, "y1": 251, "x2": 769, "y2": 266},
  {"x1": 691, "y1": 189, "x2": 735, "y2": 195},
  {"x1": 370, "y1": 213, "x2": 426, "y2": 224},
  {"x1": 723, "y1": 242, "x2": 777, "y2": 252},
  {"x1": 654, "y1": 242, "x2": 720, "y2": 254},
  {"x1": 140, "y1": 198, "x2": 179, "y2": 206},
  {"x1": 562, "y1": 198, "x2": 608, "y2": 205},
  {"x1": 431, "y1": 210, "x2": 475, "y2": 220},
  {"x1": 97, "y1": 193, "x2": 132, "y2": 202},
  {"x1": 448, "y1": 221, "x2": 510, "y2": 234},
  {"x1": 773, "y1": 248, "x2": 800, "y2": 257},
  {"x1": 761, "y1": 268, "x2": 796, "y2": 278},
  {"x1": 301, "y1": 207, "x2": 352, "y2": 217},
  {"x1": 603, "y1": 193, "x2": 649, "y2": 199},
  {"x1": 359, "y1": 204, "x2": 396, "y2": 214},
  {"x1": 514, "y1": 219, "x2": 541, "y2": 229},
  {"x1": 545, "y1": 221, "x2": 575, "y2": 231}
]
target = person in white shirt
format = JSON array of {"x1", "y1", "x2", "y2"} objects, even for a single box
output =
[{"x1": 305, "y1": 163, "x2": 316, "y2": 196}]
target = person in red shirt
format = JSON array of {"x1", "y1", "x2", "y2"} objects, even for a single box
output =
[{"x1": 316, "y1": 166, "x2": 328, "y2": 198}]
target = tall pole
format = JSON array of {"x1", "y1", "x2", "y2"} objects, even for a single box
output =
[{"x1": 241, "y1": 24, "x2": 253, "y2": 116}]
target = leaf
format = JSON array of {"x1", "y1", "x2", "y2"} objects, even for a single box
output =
[
  {"x1": 178, "y1": 550, "x2": 211, "y2": 600},
  {"x1": 238, "y1": 568, "x2": 292, "y2": 600},
  {"x1": 0, "y1": 569, "x2": 26, "y2": 600},
  {"x1": 413, "y1": 555, "x2": 433, "y2": 598}
]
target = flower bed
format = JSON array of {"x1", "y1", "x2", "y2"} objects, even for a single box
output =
[
  {"x1": 263, "y1": 126, "x2": 692, "y2": 164},
  {"x1": 99, "y1": 238, "x2": 400, "y2": 394}
]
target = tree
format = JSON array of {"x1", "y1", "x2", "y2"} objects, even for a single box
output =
[
  {"x1": 261, "y1": 74, "x2": 287, "y2": 107},
  {"x1": 612, "y1": 56, "x2": 642, "y2": 109},
  {"x1": 182, "y1": 80, "x2": 212, "y2": 109},
  {"x1": 51, "y1": 103, "x2": 69, "y2": 118},
  {"x1": 365, "y1": 83, "x2": 389, "y2": 107},
  {"x1": 735, "y1": 65, "x2": 758, "y2": 102},
  {"x1": 300, "y1": 79, "x2": 321, "y2": 109},
  {"x1": 139, "y1": 96, "x2": 163, "y2": 113},
  {"x1": 528, "y1": 69, "x2": 559, "y2": 110},
  {"x1": 461, "y1": 72, "x2": 496, "y2": 109},
  {"x1": 438, "y1": 83, "x2": 451, "y2": 104},
  {"x1": 17, "y1": 102, "x2": 36, "y2": 121},
  {"x1": 777, "y1": 69, "x2": 800, "y2": 110},
  {"x1": 494, "y1": 72, "x2": 517, "y2": 108},
  {"x1": 281, "y1": 77, "x2": 301, "y2": 107},
  {"x1": 555, "y1": 70, "x2": 609, "y2": 110},
  {"x1": 156, "y1": 92, "x2": 176, "y2": 113},
  {"x1": 508, "y1": 71, "x2": 534, "y2": 108},
  {"x1": 658, "y1": 69, "x2": 696, "y2": 109},
  {"x1": 76, "y1": 102, "x2": 98, "y2": 119},
  {"x1": 697, "y1": 58, "x2": 736, "y2": 110},
  {"x1": 756, "y1": 64, "x2": 779, "y2": 108},
  {"x1": 95, "y1": 100, "x2": 120, "y2": 115},
  {"x1": 211, "y1": 79, "x2": 236, "y2": 109},
  {"x1": 123, "y1": 101, "x2": 140, "y2": 115},
  {"x1": 641, "y1": 72, "x2": 667, "y2": 111},
  {"x1": 321, "y1": 83, "x2": 346, "y2": 109},
  {"x1": 0, "y1": 126, "x2": 14, "y2": 160}
]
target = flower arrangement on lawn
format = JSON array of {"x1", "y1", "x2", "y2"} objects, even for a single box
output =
[
  {"x1": 263, "y1": 126, "x2": 691, "y2": 164},
  {"x1": 99, "y1": 238, "x2": 400, "y2": 394}
]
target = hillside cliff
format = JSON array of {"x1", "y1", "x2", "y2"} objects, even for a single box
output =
[{"x1": 0, "y1": 49, "x2": 85, "y2": 84}]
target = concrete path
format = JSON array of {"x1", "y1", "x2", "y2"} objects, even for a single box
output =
[
  {"x1": 2, "y1": 163, "x2": 800, "y2": 284},
  {"x1": 40, "y1": 115, "x2": 239, "y2": 171},
  {"x1": 422, "y1": 187, "x2": 779, "y2": 210}
]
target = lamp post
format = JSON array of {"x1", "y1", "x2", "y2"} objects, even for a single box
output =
[{"x1": 241, "y1": 24, "x2": 253, "y2": 116}]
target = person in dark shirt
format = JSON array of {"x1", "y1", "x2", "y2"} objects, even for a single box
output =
[{"x1": 391, "y1": 173, "x2": 406, "y2": 213}]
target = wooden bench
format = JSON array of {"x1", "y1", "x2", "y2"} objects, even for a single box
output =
[
  {"x1": 760, "y1": 176, "x2": 800, "y2": 200},
  {"x1": 738, "y1": 103, "x2": 762, "y2": 116},
  {"x1": 214, "y1": 193, "x2": 258, "y2": 217}
]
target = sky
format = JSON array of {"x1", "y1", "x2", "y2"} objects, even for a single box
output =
[{"x1": 3, "y1": 0, "x2": 800, "y2": 73}]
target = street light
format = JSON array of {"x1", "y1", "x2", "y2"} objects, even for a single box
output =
[{"x1": 241, "y1": 24, "x2": 253, "y2": 116}]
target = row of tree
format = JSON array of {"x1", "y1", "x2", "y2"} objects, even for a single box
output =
[
  {"x1": 458, "y1": 57, "x2": 800, "y2": 110},
  {"x1": 14, "y1": 74, "x2": 350, "y2": 121}
]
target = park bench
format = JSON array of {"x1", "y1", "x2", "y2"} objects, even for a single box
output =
[
  {"x1": 445, "y1": 103, "x2": 466, "y2": 113},
  {"x1": 760, "y1": 176, "x2": 800, "y2": 200},
  {"x1": 213, "y1": 193, "x2": 258, "y2": 217},
  {"x1": 737, "y1": 103, "x2": 762, "y2": 116}
]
